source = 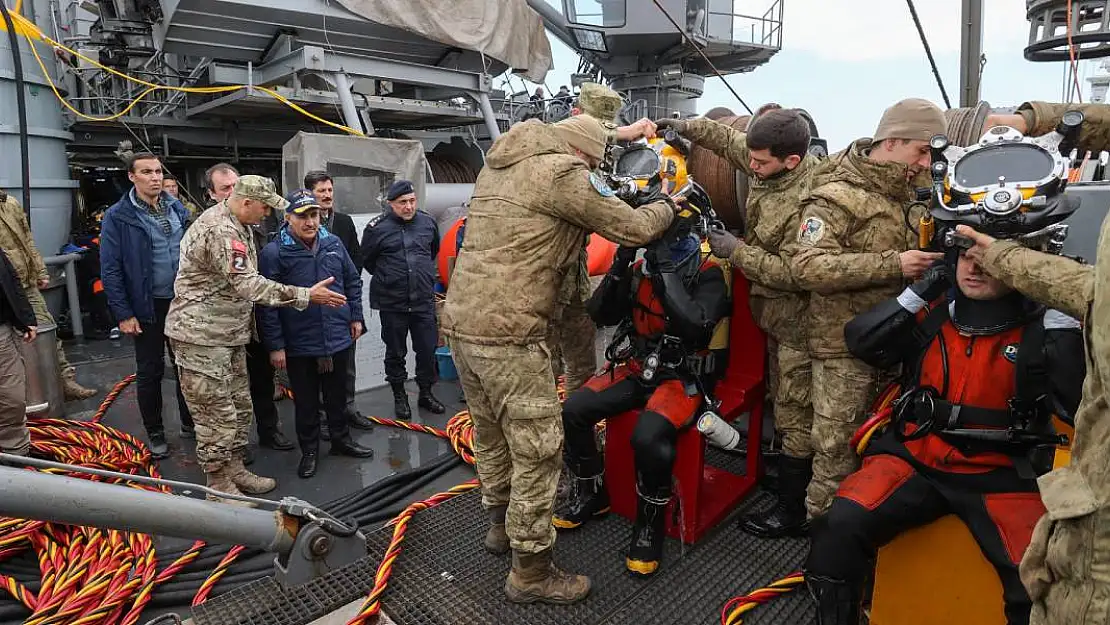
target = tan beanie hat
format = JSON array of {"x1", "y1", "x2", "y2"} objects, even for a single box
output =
[
  {"x1": 553, "y1": 114, "x2": 608, "y2": 161},
  {"x1": 873, "y1": 98, "x2": 947, "y2": 143}
]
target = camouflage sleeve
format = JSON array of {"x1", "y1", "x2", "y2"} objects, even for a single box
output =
[
  {"x1": 1019, "y1": 101, "x2": 1110, "y2": 154},
  {"x1": 546, "y1": 163, "x2": 674, "y2": 247},
  {"x1": 209, "y1": 229, "x2": 312, "y2": 310},
  {"x1": 730, "y1": 242, "x2": 799, "y2": 291},
  {"x1": 682, "y1": 118, "x2": 752, "y2": 176},
  {"x1": 8, "y1": 199, "x2": 46, "y2": 280},
  {"x1": 980, "y1": 240, "x2": 1094, "y2": 320},
  {"x1": 785, "y1": 197, "x2": 903, "y2": 294}
]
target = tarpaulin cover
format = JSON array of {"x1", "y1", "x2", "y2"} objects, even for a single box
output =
[
  {"x1": 332, "y1": 0, "x2": 553, "y2": 83},
  {"x1": 281, "y1": 131, "x2": 428, "y2": 212}
]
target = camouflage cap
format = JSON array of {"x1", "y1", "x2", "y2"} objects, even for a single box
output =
[
  {"x1": 553, "y1": 114, "x2": 608, "y2": 161},
  {"x1": 577, "y1": 82, "x2": 623, "y2": 123},
  {"x1": 233, "y1": 175, "x2": 288, "y2": 210}
]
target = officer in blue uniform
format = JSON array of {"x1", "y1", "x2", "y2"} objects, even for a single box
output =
[{"x1": 360, "y1": 180, "x2": 446, "y2": 419}]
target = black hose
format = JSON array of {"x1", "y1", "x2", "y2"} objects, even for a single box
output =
[{"x1": 0, "y1": 0, "x2": 33, "y2": 222}]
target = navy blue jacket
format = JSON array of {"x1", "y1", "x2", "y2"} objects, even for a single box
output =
[
  {"x1": 100, "y1": 190, "x2": 190, "y2": 324},
  {"x1": 258, "y1": 225, "x2": 364, "y2": 358},
  {"x1": 359, "y1": 207, "x2": 439, "y2": 313}
]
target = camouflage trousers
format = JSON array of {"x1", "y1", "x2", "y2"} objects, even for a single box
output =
[
  {"x1": 771, "y1": 341, "x2": 813, "y2": 459},
  {"x1": 449, "y1": 338, "x2": 562, "y2": 554},
  {"x1": 547, "y1": 298, "x2": 597, "y2": 394},
  {"x1": 0, "y1": 325, "x2": 28, "y2": 455},
  {"x1": 170, "y1": 341, "x2": 251, "y2": 473},
  {"x1": 24, "y1": 287, "x2": 75, "y2": 382},
  {"x1": 1023, "y1": 504, "x2": 1110, "y2": 624},
  {"x1": 805, "y1": 356, "x2": 886, "y2": 518}
]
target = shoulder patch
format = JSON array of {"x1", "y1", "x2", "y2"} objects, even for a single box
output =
[
  {"x1": 1002, "y1": 343, "x2": 1019, "y2": 364},
  {"x1": 798, "y1": 216, "x2": 825, "y2": 246},
  {"x1": 589, "y1": 172, "x2": 615, "y2": 197},
  {"x1": 228, "y1": 239, "x2": 248, "y2": 274},
  {"x1": 367, "y1": 213, "x2": 387, "y2": 228}
]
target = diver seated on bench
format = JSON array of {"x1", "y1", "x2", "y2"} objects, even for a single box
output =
[
  {"x1": 804, "y1": 225, "x2": 1085, "y2": 625},
  {"x1": 552, "y1": 210, "x2": 731, "y2": 578}
]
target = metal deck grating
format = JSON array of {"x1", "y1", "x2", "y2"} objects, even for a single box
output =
[{"x1": 190, "y1": 487, "x2": 812, "y2": 625}]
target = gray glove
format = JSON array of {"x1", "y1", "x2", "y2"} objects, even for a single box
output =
[
  {"x1": 708, "y1": 228, "x2": 740, "y2": 259},
  {"x1": 654, "y1": 118, "x2": 688, "y2": 134}
]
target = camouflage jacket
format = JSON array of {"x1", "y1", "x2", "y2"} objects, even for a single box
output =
[
  {"x1": 0, "y1": 193, "x2": 48, "y2": 289},
  {"x1": 682, "y1": 118, "x2": 819, "y2": 348},
  {"x1": 1018, "y1": 101, "x2": 1110, "y2": 154},
  {"x1": 785, "y1": 139, "x2": 921, "y2": 358},
  {"x1": 441, "y1": 120, "x2": 674, "y2": 346},
  {"x1": 979, "y1": 228, "x2": 1107, "y2": 562},
  {"x1": 165, "y1": 200, "x2": 310, "y2": 347}
]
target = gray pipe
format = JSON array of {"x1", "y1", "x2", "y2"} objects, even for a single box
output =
[
  {"x1": 43, "y1": 254, "x2": 83, "y2": 338},
  {"x1": 333, "y1": 71, "x2": 363, "y2": 133},
  {"x1": 476, "y1": 92, "x2": 502, "y2": 140},
  {"x1": 0, "y1": 466, "x2": 295, "y2": 554}
]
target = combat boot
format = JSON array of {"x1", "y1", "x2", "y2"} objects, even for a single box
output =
[
  {"x1": 625, "y1": 487, "x2": 669, "y2": 577},
  {"x1": 806, "y1": 574, "x2": 860, "y2": 625},
  {"x1": 552, "y1": 456, "x2": 609, "y2": 529},
  {"x1": 418, "y1": 385, "x2": 445, "y2": 414},
  {"x1": 483, "y1": 505, "x2": 509, "y2": 555},
  {"x1": 205, "y1": 466, "x2": 256, "y2": 508},
  {"x1": 391, "y1": 383, "x2": 412, "y2": 420},
  {"x1": 741, "y1": 455, "x2": 812, "y2": 538},
  {"x1": 63, "y1": 378, "x2": 97, "y2": 401},
  {"x1": 227, "y1": 455, "x2": 277, "y2": 495},
  {"x1": 504, "y1": 548, "x2": 590, "y2": 604}
]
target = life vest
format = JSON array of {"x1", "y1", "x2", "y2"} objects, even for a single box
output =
[{"x1": 629, "y1": 245, "x2": 732, "y2": 352}]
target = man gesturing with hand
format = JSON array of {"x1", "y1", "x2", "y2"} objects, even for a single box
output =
[{"x1": 166, "y1": 176, "x2": 346, "y2": 505}]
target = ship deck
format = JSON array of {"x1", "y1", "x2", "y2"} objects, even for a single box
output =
[{"x1": 0, "y1": 337, "x2": 813, "y2": 625}]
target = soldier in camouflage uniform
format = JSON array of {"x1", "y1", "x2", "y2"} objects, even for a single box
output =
[
  {"x1": 961, "y1": 101, "x2": 1110, "y2": 625},
  {"x1": 441, "y1": 113, "x2": 674, "y2": 604},
  {"x1": 165, "y1": 176, "x2": 346, "y2": 507},
  {"x1": 547, "y1": 82, "x2": 629, "y2": 392},
  {"x1": 0, "y1": 191, "x2": 97, "y2": 401},
  {"x1": 784, "y1": 98, "x2": 947, "y2": 519},
  {"x1": 657, "y1": 107, "x2": 821, "y2": 537}
]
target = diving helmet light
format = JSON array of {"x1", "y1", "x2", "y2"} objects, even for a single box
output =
[{"x1": 927, "y1": 110, "x2": 1083, "y2": 249}]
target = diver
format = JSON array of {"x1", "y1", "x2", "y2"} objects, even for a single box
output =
[
  {"x1": 552, "y1": 198, "x2": 731, "y2": 577},
  {"x1": 804, "y1": 147, "x2": 1087, "y2": 623}
]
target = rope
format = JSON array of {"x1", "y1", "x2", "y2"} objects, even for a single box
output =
[
  {"x1": 905, "y1": 0, "x2": 953, "y2": 109},
  {"x1": 719, "y1": 572, "x2": 805, "y2": 625}
]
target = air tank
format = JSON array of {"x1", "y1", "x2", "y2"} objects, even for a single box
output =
[{"x1": 1, "y1": 3, "x2": 76, "y2": 266}]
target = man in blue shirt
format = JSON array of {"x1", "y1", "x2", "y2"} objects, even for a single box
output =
[
  {"x1": 360, "y1": 180, "x2": 445, "y2": 420},
  {"x1": 101, "y1": 153, "x2": 194, "y2": 459}
]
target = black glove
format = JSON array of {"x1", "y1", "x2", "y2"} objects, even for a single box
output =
[
  {"x1": 645, "y1": 240, "x2": 675, "y2": 273},
  {"x1": 654, "y1": 118, "x2": 687, "y2": 133},
  {"x1": 614, "y1": 245, "x2": 638, "y2": 266},
  {"x1": 909, "y1": 261, "x2": 952, "y2": 302}
]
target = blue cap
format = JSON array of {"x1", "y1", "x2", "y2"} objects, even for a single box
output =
[
  {"x1": 285, "y1": 189, "x2": 320, "y2": 214},
  {"x1": 386, "y1": 180, "x2": 415, "y2": 201}
]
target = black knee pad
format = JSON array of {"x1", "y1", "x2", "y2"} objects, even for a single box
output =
[{"x1": 630, "y1": 411, "x2": 678, "y2": 489}]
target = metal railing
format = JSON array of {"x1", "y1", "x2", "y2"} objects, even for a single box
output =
[
  {"x1": 43, "y1": 254, "x2": 83, "y2": 339},
  {"x1": 701, "y1": 0, "x2": 783, "y2": 48}
]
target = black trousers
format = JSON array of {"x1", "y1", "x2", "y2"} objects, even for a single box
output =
[
  {"x1": 135, "y1": 297, "x2": 193, "y2": 435},
  {"x1": 245, "y1": 339, "x2": 280, "y2": 436},
  {"x1": 805, "y1": 452, "x2": 1043, "y2": 625},
  {"x1": 287, "y1": 347, "x2": 352, "y2": 450},
  {"x1": 380, "y1": 309, "x2": 437, "y2": 387}
]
